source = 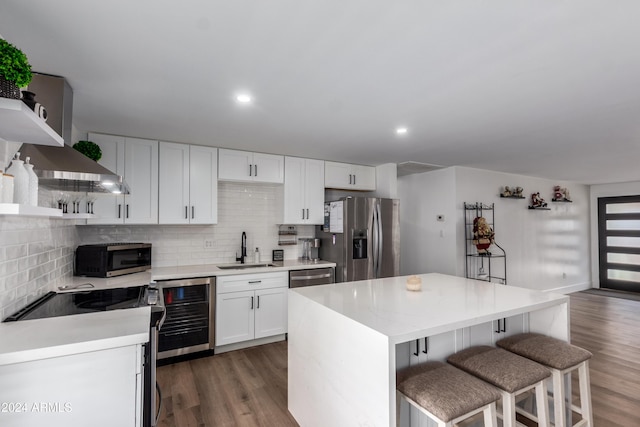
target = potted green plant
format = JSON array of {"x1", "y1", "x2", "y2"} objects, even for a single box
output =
[
  {"x1": 73, "y1": 140, "x2": 102, "y2": 162},
  {"x1": 0, "y1": 39, "x2": 32, "y2": 99}
]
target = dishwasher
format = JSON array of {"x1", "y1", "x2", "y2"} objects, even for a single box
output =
[
  {"x1": 289, "y1": 267, "x2": 335, "y2": 288},
  {"x1": 157, "y1": 277, "x2": 215, "y2": 359}
]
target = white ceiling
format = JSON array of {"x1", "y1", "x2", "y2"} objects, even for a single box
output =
[{"x1": 2, "y1": 1, "x2": 640, "y2": 185}]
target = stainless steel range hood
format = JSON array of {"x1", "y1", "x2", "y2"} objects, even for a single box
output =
[{"x1": 19, "y1": 143, "x2": 130, "y2": 194}]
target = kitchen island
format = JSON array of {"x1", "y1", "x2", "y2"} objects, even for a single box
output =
[{"x1": 288, "y1": 273, "x2": 569, "y2": 427}]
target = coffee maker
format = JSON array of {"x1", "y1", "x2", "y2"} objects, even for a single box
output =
[{"x1": 300, "y1": 238, "x2": 321, "y2": 262}]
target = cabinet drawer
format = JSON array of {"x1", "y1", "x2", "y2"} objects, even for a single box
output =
[{"x1": 217, "y1": 271, "x2": 288, "y2": 294}]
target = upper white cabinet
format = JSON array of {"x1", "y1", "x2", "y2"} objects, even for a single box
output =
[
  {"x1": 0, "y1": 98, "x2": 63, "y2": 147},
  {"x1": 159, "y1": 142, "x2": 217, "y2": 224},
  {"x1": 86, "y1": 133, "x2": 158, "y2": 225},
  {"x1": 324, "y1": 161, "x2": 376, "y2": 191},
  {"x1": 283, "y1": 157, "x2": 325, "y2": 224},
  {"x1": 218, "y1": 148, "x2": 284, "y2": 183}
]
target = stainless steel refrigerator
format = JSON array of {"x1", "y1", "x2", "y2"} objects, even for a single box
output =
[{"x1": 317, "y1": 197, "x2": 400, "y2": 283}]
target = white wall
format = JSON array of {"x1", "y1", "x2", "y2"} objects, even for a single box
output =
[
  {"x1": 399, "y1": 166, "x2": 591, "y2": 292},
  {"x1": 454, "y1": 167, "x2": 590, "y2": 292},
  {"x1": 374, "y1": 163, "x2": 398, "y2": 199},
  {"x1": 398, "y1": 167, "x2": 457, "y2": 276},
  {"x1": 589, "y1": 181, "x2": 640, "y2": 288}
]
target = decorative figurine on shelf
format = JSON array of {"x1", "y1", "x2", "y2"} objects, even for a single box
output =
[
  {"x1": 513, "y1": 186, "x2": 524, "y2": 198},
  {"x1": 530, "y1": 192, "x2": 548, "y2": 208},
  {"x1": 552, "y1": 186, "x2": 572, "y2": 202},
  {"x1": 472, "y1": 216, "x2": 494, "y2": 255},
  {"x1": 501, "y1": 186, "x2": 512, "y2": 197}
]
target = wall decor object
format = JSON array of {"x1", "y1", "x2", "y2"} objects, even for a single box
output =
[
  {"x1": 21, "y1": 90, "x2": 47, "y2": 121},
  {"x1": 72, "y1": 140, "x2": 102, "y2": 162},
  {"x1": 463, "y1": 202, "x2": 507, "y2": 286},
  {"x1": 0, "y1": 39, "x2": 32, "y2": 99},
  {"x1": 500, "y1": 186, "x2": 525, "y2": 199},
  {"x1": 552, "y1": 186, "x2": 572, "y2": 202},
  {"x1": 528, "y1": 192, "x2": 550, "y2": 210}
]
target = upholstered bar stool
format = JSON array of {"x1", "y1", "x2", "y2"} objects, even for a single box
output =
[
  {"x1": 396, "y1": 361, "x2": 501, "y2": 427},
  {"x1": 447, "y1": 346, "x2": 551, "y2": 427},
  {"x1": 497, "y1": 333, "x2": 593, "y2": 427}
]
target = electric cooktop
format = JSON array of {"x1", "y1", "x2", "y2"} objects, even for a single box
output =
[{"x1": 4, "y1": 286, "x2": 146, "y2": 322}]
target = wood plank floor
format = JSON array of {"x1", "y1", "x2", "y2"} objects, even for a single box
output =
[{"x1": 157, "y1": 291, "x2": 640, "y2": 426}]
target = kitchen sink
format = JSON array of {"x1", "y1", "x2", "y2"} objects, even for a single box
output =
[{"x1": 216, "y1": 263, "x2": 277, "y2": 270}]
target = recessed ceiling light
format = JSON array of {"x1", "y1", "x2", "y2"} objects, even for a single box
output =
[
  {"x1": 235, "y1": 93, "x2": 253, "y2": 104},
  {"x1": 396, "y1": 127, "x2": 408, "y2": 135}
]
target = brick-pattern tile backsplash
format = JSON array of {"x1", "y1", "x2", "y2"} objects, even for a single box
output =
[
  {"x1": 77, "y1": 182, "x2": 317, "y2": 267},
  {"x1": 0, "y1": 217, "x2": 77, "y2": 319}
]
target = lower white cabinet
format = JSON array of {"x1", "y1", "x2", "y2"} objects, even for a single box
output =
[
  {"x1": 0, "y1": 344, "x2": 143, "y2": 427},
  {"x1": 216, "y1": 271, "x2": 288, "y2": 346},
  {"x1": 464, "y1": 313, "x2": 529, "y2": 348}
]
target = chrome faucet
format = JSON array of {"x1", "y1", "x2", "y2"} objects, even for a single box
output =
[{"x1": 236, "y1": 231, "x2": 247, "y2": 264}]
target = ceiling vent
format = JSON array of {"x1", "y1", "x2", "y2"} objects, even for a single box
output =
[{"x1": 396, "y1": 161, "x2": 444, "y2": 177}]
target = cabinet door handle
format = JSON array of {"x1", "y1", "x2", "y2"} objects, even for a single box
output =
[
  {"x1": 254, "y1": 165, "x2": 258, "y2": 176},
  {"x1": 185, "y1": 206, "x2": 188, "y2": 219},
  {"x1": 192, "y1": 206, "x2": 195, "y2": 219},
  {"x1": 501, "y1": 317, "x2": 506, "y2": 332},
  {"x1": 257, "y1": 295, "x2": 260, "y2": 309},
  {"x1": 248, "y1": 280, "x2": 262, "y2": 284},
  {"x1": 422, "y1": 337, "x2": 429, "y2": 354},
  {"x1": 413, "y1": 339, "x2": 420, "y2": 356},
  {"x1": 349, "y1": 174, "x2": 352, "y2": 185},
  {"x1": 249, "y1": 164, "x2": 253, "y2": 176},
  {"x1": 118, "y1": 204, "x2": 122, "y2": 219},
  {"x1": 126, "y1": 204, "x2": 130, "y2": 219},
  {"x1": 353, "y1": 174, "x2": 356, "y2": 185},
  {"x1": 250, "y1": 296, "x2": 254, "y2": 310},
  {"x1": 302, "y1": 209, "x2": 305, "y2": 220},
  {"x1": 306, "y1": 208, "x2": 309, "y2": 220}
]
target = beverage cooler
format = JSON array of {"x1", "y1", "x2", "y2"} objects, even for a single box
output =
[{"x1": 157, "y1": 277, "x2": 215, "y2": 359}]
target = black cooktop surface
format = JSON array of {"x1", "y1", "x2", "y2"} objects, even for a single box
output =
[{"x1": 4, "y1": 286, "x2": 145, "y2": 322}]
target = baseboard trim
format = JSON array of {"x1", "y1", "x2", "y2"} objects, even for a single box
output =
[
  {"x1": 214, "y1": 334, "x2": 286, "y2": 354},
  {"x1": 543, "y1": 282, "x2": 592, "y2": 294}
]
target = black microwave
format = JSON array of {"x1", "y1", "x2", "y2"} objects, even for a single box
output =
[{"x1": 75, "y1": 243, "x2": 152, "y2": 277}]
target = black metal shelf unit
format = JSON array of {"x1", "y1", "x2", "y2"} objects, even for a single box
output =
[{"x1": 463, "y1": 202, "x2": 507, "y2": 285}]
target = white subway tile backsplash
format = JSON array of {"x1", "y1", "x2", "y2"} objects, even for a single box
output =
[
  {"x1": 0, "y1": 181, "x2": 320, "y2": 318},
  {"x1": 0, "y1": 217, "x2": 78, "y2": 319},
  {"x1": 78, "y1": 182, "x2": 318, "y2": 267}
]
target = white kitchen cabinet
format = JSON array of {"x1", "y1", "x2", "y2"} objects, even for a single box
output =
[
  {"x1": 0, "y1": 344, "x2": 143, "y2": 427},
  {"x1": 324, "y1": 161, "x2": 376, "y2": 191},
  {"x1": 216, "y1": 271, "x2": 288, "y2": 346},
  {"x1": 283, "y1": 157, "x2": 325, "y2": 224},
  {"x1": 464, "y1": 313, "x2": 529, "y2": 348},
  {"x1": 218, "y1": 148, "x2": 284, "y2": 183},
  {"x1": 86, "y1": 133, "x2": 158, "y2": 225},
  {"x1": 159, "y1": 142, "x2": 217, "y2": 224}
]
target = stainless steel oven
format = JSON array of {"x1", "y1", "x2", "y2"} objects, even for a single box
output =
[{"x1": 157, "y1": 277, "x2": 215, "y2": 359}]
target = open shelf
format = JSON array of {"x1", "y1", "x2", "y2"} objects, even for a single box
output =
[
  {"x1": 0, "y1": 203, "x2": 62, "y2": 217},
  {"x1": 0, "y1": 98, "x2": 64, "y2": 147}
]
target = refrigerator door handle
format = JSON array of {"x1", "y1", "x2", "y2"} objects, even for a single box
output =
[
  {"x1": 372, "y1": 204, "x2": 379, "y2": 278},
  {"x1": 376, "y1": 202, "x2": 383, "y2": 278}
]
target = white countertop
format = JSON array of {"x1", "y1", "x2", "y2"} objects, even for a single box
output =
[
  {"x1": 290, "y1": 273, "x2": 569, "y2": 344},
  {"x1": 2, "y1": 259, "x2": 335, "y2": 365},
  {"x1": 0, "y1": 306, "x2": 150, "y2": 366},
  {"x1": 151, "y1": 259, "x2": 336, "y2": 281}
]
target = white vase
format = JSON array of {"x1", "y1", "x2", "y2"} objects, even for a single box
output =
[
  {"x1": 6, "y1": 152, "x2": 29, "y2": 204},
  {"x1": 24, "y1": 157, "x2": 39, "y2": 206}
]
